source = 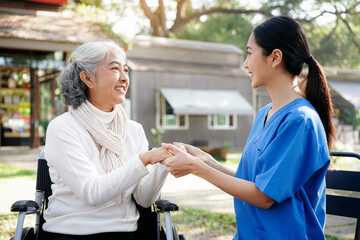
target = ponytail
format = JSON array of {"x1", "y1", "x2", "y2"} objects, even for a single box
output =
[{"x1": 302, "y1": 57, "x2": 335, "y2": 150}]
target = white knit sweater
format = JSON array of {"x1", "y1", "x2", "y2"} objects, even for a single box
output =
[{"x1": 43, "y1": 102, "x2": 168, "y2": 235}]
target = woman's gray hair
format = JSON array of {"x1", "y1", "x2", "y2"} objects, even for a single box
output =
[{"x1": 58, "y1": 40, "x2": 126, "y2": 109}]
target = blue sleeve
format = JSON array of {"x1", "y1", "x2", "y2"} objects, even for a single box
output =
[{"x1": 254, "y1": 114, "x2": 329, "y2": 203}]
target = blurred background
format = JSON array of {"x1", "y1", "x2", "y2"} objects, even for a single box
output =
[{"x1": 0, "y1": 0, "x2": 359, "y2": 154}]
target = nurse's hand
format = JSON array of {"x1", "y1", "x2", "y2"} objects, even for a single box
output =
[
  {"x1": 139, "y1": 147, "x2": 172, "y2": 166},
  {"x1": 173, "y1": 142, "x2": 214, "y2": 165},
  {"x1": 161, "y1": 143, "x2": 207, "y2": 178}
]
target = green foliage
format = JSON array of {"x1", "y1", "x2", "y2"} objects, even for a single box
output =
[
  {"x1": 261, "y1": 0, "x2": 304, "y2": 16},
  {"x1": 67, "y1": 0, "x2": 360, "y2": 67},
  {"x1": 306, "y1": 22, "x2": 360, "y2": 68},
  {"x1": 176, "y1": 14, "x2": 253, "y2": 51},
  {"x1": 150, "y1": 128, "x2": 165, "y2": 147},
  {"x1": 223, "y1": 141, "x2": 231, "y2": 151},
  {"x1": 338, "y1": 109, "x2": 360, "y2": 129}
]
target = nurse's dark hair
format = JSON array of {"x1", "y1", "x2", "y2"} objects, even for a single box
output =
[{"x1": 253, "y1": 16, "x2": 335, "y2": 149}]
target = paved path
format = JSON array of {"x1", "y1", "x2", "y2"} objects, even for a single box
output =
[{"x1": 0, "y1": 147, "x2": 357, "y2": 239}]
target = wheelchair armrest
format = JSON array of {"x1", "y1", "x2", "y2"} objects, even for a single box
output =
[
  {"x1": 156, "y1": 199, "x2": 178, "y2": 212},
  {"x1": 11, "y1": 200, "x2": 39, "y2": 212}
]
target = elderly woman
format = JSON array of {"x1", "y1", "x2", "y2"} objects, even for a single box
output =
[{"x1": 42, "y1": 41, "x2": 170, "y2": 240}]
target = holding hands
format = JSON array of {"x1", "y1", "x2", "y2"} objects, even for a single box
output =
[
  {"x1": 139, "y1": 147, "x2": 173, "y2": 166},
  {"x1": 161, "y1": 143, "x2": 211, "y2": 178},
  {"x1": 140, "y1": 142, "x2": 231, "y2": 179}
]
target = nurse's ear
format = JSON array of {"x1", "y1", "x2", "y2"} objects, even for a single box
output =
[
  {"x1": 80, "y1": 71, "x2": 95, "y2": 89},
  {"x1": 270, "y1": 49, "x2": 283, "y2": 69}
]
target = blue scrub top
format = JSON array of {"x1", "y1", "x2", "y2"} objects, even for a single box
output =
[{"x1": 233, "y1": 98, "x2": 330, "y2": 240}]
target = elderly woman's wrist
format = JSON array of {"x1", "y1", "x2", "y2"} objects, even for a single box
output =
[{"x1": 139, "y1": 152, "x2": 149, "y2": 166}]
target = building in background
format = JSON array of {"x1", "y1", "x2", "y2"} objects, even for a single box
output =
[
  {"x1": 127, "y1": 35, "x2": 253, "y2": 150},
  {"x1": 0, "y1": 0, "x2": 110, "y2": 147}
]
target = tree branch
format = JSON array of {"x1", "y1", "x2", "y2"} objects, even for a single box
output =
[
  {"x1": 176, "y1": 0, "x2": 190, "y2": 19},
  {"x1": 339, "y1": 16, "x2": 360, "y2": 50},
  {"x1": 170, "y1": 7, "x2": 275, "y2": 33},
  {"x1": 158, "y1": 0, "x2": 167, "y2": 32},
  {"x1": 139, "y1": 0, "x2": 166, "y2": 36}
]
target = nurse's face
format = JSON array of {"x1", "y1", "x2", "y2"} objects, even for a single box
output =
[
  {"x1": 242, "y1": 33, "x2": 271, "y2": 89},
  {"x1": 85, "y1": 50, "x2": 129, "y2": 112}
]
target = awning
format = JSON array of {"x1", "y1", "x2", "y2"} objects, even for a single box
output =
[
  {"x1": 329, "y1": 81, "x2": 360, "y2": 110},
  {"x1": 159, "y1": 88, "x2": 253, "y2": 115}
]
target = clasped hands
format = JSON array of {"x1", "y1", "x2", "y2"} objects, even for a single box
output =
[{"x1": 141, "y1": 143, "x2": 211, "y2": 178}]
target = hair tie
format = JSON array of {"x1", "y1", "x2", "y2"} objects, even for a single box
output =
[{"x1": 304, "y1": 56, "x2": 314, "y2": 64}]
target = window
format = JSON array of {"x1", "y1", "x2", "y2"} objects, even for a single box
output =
[
  {"x1": 208, "y1": 114, "x2": 237, "y2": 130},
  {"x1": 156, "y1": 92, "x2": 188, "y2": 130}
]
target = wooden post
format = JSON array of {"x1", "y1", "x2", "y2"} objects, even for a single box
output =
[{"x1": 30, "y1": 66, "x2": 40, "y2": 148}]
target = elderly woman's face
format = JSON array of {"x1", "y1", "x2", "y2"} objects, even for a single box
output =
[{"x1": 87, "y1": 50, "x2": 129, "y2": 112}]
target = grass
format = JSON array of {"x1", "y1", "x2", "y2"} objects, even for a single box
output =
[
  {"x1": 0, "y1": 164, "x2": 37, "y2": 239},
  {"x1": 168, "y1": 207, "x2": 237, "y2": 236},
  {"x1": 0, "y1": 164, "x2": 36, "y2": 179}
]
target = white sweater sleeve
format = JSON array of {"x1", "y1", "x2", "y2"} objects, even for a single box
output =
[
  {"x1": 45, "y1": 116, "x2": 149, "y2": 207},
  {"x1": 132, "y1": 125, "x2": 169, "y2": 208}
]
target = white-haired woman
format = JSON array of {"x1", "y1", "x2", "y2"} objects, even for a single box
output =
[{"x1": 42, "y1": 41, "x2": 170, "y2": 240}]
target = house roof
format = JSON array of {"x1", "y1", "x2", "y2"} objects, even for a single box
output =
[
  {"x1": 127, "y1": 58, "x2": 248, "y2": 77},
  {"x1": 0, "y1": 9, "x2": 110, "y2": 52},
  {"x1": 127, "y1": 35, "x2": 243, "y2": 68},
  {"x1": 127, "y1": 35, "x2": 247, "y2": 77}
]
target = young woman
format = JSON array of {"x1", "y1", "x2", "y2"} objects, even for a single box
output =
[
  {"x1": 162, "y1": 16, "x2": 335, "y2": 239},
  {"x1": 43, "y1": 41, "x2": 170, "y2": 239}
]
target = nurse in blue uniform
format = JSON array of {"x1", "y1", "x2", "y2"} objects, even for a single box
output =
[{"x1": 162, "y1": 16, "x2": 336, "y2": 240}]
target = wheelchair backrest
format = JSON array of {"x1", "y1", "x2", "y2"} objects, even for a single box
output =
[{"x1": 36, "y1": 151, "x2": 53, "y2": 209}]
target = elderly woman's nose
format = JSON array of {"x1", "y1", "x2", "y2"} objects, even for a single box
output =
[{"x1": 119, "y1": 71, "x2": 128, "y2": 82}]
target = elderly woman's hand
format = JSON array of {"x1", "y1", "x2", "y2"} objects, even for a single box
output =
[
  {"x1": 161, "y1": 143, "x2": 207, "y2": 178},
  {"x1": 173, "y1": 142, "x2": 213, "y2": 165},
  {"x1": 139, "y1": 147, "x2": 172, "y2": 166}
]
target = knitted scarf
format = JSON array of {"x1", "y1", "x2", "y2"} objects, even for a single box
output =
[{"x1": 71, "y1": 102, "x2": 128, "y2": 210}]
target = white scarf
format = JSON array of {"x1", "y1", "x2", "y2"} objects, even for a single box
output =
[{"x1": 71, "y1": 101, "x2": 128, "y2": 210}]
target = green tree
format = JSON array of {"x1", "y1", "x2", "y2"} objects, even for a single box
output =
[
  {"x1": 176, "y1": 13, "x2": 253, "y2": 51},
  {"x1": 68, "y1": 0, "x2": 360, "y2": 68}
]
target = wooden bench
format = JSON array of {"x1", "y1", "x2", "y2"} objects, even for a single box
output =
[{"x1": 327, "y1": 151, "x2": 360, "y2": 240}]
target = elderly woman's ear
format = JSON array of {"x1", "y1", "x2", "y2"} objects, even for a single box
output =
[{"x1": 80, "y1": 71, "x2": 94, "y2": 89}]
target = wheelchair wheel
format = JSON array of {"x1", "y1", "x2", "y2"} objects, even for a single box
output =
[
  {"x1": 159, "y1": 226, "x2": 166, "y2": 240},
  {"x1": 159, "y1": 226, "x2": 181, "y2": 240},
  {"x1": 179, "y1": 234, "x2": 187, "y2": 240},
  {"x1": 10, "y1": 227, "x2": 36, "y2": 240},
  {"x1": 172, "y1": 226, "x2": 179, "y2": 240}
]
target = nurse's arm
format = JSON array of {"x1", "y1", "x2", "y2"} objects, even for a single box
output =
[
  {"x1": 173, "y1": 142, "x2": 236, "y2": 176},
  {"x1": 163, "y1": 144, "x2": 275, "y2": 209},
  {"x1": 196, "y1": 164, "x2": 275, "y2": 209}
]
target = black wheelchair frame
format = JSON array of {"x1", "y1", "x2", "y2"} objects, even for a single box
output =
[{"x1": 10, "y1": 151, "x2": 186, "y2": 240}]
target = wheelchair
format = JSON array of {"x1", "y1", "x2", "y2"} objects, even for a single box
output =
[{"x1": 10, "y1": 151, "x2": 186, "y2": 240}]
